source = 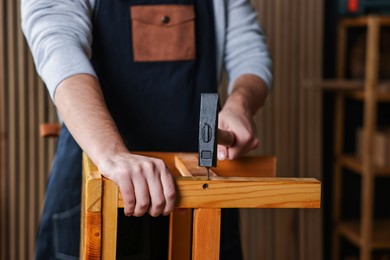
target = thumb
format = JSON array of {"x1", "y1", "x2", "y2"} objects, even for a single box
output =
[{"x1": 217, "y1": 145, "x2": 228, "y2": 161}]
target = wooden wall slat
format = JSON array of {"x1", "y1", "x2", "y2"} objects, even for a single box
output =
[
  {"x1": 245, "y1": 2, "x2": 278, "y2": 260},
  {"x1": 0, "y1": 0, "x2": 7, "y2": 259},
  {"x1": 16, "y1": 0, "x2": 27, "y2": 258},
  {"x1": 27, "y1": 51, "x2": 37, "y2": 259},
  {"x1": 276, "y1": 1, "x2": 295, "y2": 259},
  {"x1": 37, "y1": 79, "x2": 47, "y2": 211},
  {"x1": 6, "y1": 0, "x2": 18, "y2": 259},
  {"x1": 298, "y1": 0, "x2": 308, "y2": 257}
]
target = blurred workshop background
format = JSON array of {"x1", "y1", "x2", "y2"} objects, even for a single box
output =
[{"x1": 1, "y1": 0, "x2": 389, "y2": 259}]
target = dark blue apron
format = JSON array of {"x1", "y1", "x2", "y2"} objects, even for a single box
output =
[
  {"x1": 35, "y1": 0, "x2": 242, "y2": 259},
  {"x1": 91, "y1": 0, "x2": 217, "y2": 152}
]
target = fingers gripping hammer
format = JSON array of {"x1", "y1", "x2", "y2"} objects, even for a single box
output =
[{"x1": 198, "y1": 93, "x2": 235, "y2": 179}]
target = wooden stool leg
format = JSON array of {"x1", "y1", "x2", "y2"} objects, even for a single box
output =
[
  {"x1": 102, "y1": 179, "x2": 118, "y2": 260},
  {"x1": 81, "y1": 154, "x2": 102, "y2": 260},
  {"x1": 169, "y1": 209, "x2": 193, "y2": 260},
  {"x1": 192, "y1": 208, "x2": 221, "y2": 260},
  {"x1": 84, "y1": 212, "x2": 102, "y2": 259}
]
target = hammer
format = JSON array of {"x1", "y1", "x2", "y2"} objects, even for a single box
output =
[{"x1": 198, "y1": 93, "x2": 235, "y2": 179}]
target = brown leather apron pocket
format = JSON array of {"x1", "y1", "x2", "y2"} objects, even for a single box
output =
[{"x1": 130, "y1": 5, "x2": 195, "y2": 62}]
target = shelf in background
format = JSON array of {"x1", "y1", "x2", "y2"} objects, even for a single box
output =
[
  {"x1": 346, "y1": 91, "x2": 390, "y2": 102},
  {"x1": 338, "y1": 155, "x2": 390, "y2": 176},
  {"x1": 338, "y1": 219, "x2": 390, "y2": 249},
  {"x1": 321, "y1": 80, "x2": 390, "y2": 102},
  {"x1": 321, "y1": 79, "x2": 366, "y2": 91},
  {"x1": 340, "y1": 15, "x2": 390, "y2": 27}
]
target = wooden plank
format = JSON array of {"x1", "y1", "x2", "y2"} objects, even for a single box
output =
[
  {"x1": 107, "y1": 168, "x2": 319, "y2": 211},
  {"x1": 215, "y1": 156, "x2": 276, "y2": 177},
  {"x1": 101, "y1": 179, "x2": 118, "y2": 260},
  {"x1": 171, "y1": 154, "x2": 203, "y2": 260},
  {"x1": 117, "y1": 176, "x2": 320, "y2": 209},
  {"x1": 168, "y1": 209, "x2": 192, "y2": 260},
  {"x1": 83, "y1": 154, "x2": 102, "y2": 211},
  {"x1": 332, "y1": 16, "x2": 348, "y2": 260},
  {"x1": 296, "y1": 4, "x2": 304, "y2": 259},
  {"x1": 16, "y1": 0, "x2": 27, "y2": 257},
  {"x1": 6, "y1": 0, "x2": 17, "y2": 258},
  {"x1": 135, "y1": 152, "x2": 277, "y2": 178},
  {"x1": 80, "y1": 154, "x2": 87, "y2": 260},
  {"x1": 84, "y1": 212, "x2": 102, "y2": 260},
  {"x1": 0, "y1": 0, "x2": 7, "y2": 258},
  {"x1": 110, "y1": 153, "x2": 318, "y2": 209},
  {"x1": 298, "y1": 1, "x2": 309, "y2": 260},
  {"x1": 321, "y1": 79, "x2": 365, "y2": 90},
  {"x1": 174, "y1": 176, "x2": 320, "y2": 209},
  {"x1": 81, "y1": 153, "x2": 102, "y2": 260},
  {"x1": 346, "y1": 91, "x2": 390, "y2": 102},
  {"x1": 273, "y1": 2, "x2": 298, "y2": 259},
  {"x1": 27, "y1": 51, "x2": 37, "y2": 260},
  {"x1": 339, "y1": 220, "x2": 390, "y2": 249},
  {"x1": 192, "y1": 208, "x2": 221, "y2": 260},
  {"x1": 340, "y1": 155, "x2": 390, "y2": 176},
  {"x1": 175, "y1": 153, "x2": 276, "y2": 177},
  {"x1": 321, "y1": 79, "x2": 390, "y2": 92},
  {"x1": 361, "y1": 15, "x2": 380, "y2": 260},
  {"x1": 340, "y1": 15, "x2": 390, "y2": 27},
  {"x1": 332, "y1": 97, "x2": 345, "y2": 260},
  {"x1": 174, "y1": 154, "x2": 217, "y2": 177},
  {"x1": 133, "y1": 152, "x2": 182, "y2": 176},
  {"x1": 298, "y1": 1, "x2": 306, "y2": 257},
  {"x1": 286, "y1": 2, "x2": 300, "y2": 259},
  {"x1": 37, "y1": 78, "x2": 46, "y2": 208},
  {"x1": 86, "y1": 173, "x2": 102, "y2": 212},
  {"x1": 311, "y1": 0, "x2": 324, "y2": 258}
]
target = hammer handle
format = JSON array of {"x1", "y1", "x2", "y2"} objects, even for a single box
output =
[{"x1": 217, "y1": 129, "x2": 235, "y2": 147}]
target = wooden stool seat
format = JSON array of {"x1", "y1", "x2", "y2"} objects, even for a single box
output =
[{"x1": 81, "y1": 152, "x2": 321, "y2": 259}]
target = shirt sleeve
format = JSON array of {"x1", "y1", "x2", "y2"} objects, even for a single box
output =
[
  {"x1": 224, "y1": 0, "x2": 273, "y2": 93},
  {"x1": 21, "y1": 0, "x2": 96, "y2": 100}
]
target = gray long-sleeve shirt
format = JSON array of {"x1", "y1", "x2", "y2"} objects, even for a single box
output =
[{"x1": 21, "y1": 0, "x2": 272, "y2": 99}]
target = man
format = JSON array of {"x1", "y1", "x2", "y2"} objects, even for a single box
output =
[{"x1": 21, "y1": 0, "x2": 272, "y2": 259}]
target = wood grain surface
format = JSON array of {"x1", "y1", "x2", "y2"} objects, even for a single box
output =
[{"x1": 192, "y1": 208, "x2": 221, "y2": 260}]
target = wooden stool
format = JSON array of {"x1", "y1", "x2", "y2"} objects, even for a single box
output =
[{"x1": 80, "y1": 152, "x2": 321, "y2": 260}]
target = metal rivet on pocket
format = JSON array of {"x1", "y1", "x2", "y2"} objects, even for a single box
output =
[{"x1": 161, "y1": 16, "x2": 170, "y2": 24}]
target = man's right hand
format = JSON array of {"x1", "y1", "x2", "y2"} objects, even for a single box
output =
[{"x1": 98, "y1": 152, "x2": 176, "y2": 217}]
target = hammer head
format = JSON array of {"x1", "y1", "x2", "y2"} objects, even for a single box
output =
[{"x1": 198, "y1": 93, "x2": 219, "y2": 168}]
